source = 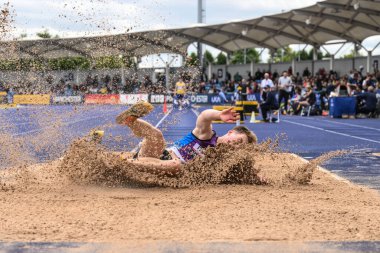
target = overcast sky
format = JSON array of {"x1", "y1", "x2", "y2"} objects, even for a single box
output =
[{"x1": 6, "y1": 0, "x2": 380, "y2": 59}]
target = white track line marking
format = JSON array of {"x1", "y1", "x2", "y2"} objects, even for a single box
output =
[
  {"x1": 283, "y1": 120, "x2": 380, "y2": 144},
  {"x1": 131, "y1": 108, "x2": 173, "y2": 152},
  {"x1": 291, "y1": 153, "x2": 352, "y2": 185},
  {"x1": 300, "y1": 117, "x2": 380, "y2": 132},
  {"x1": 191, "y1": 108, "x2": 200, "y2": 117},
  {"x1": 155, "y1": 108, "x2": 173, "y2": 128}
]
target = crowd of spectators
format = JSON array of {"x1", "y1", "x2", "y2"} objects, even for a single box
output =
[{"x1": 1, "y1": 66, "x2": 379, "y2": 117}]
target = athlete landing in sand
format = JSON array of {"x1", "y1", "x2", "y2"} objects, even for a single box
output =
[{"x1": 113, "y1": 101, "x2": 257, "y2": 176}]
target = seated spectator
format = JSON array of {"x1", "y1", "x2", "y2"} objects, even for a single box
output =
[
  {"x1": 99, "y1": 85, "x2": 108, "y2": 94},
  {"x1": 331, "y1": 79, "x2": 351, "y2": 97},
  {"x1": 89, "y1": 84, "x2": 99, "y2": 94},
  {"x1": 293, "y1": 86, "x2": 316, "y2": 115},
  {"x1": 290, "y1": 86, "x2": 302, "y2": 114},
  {"x1": 64, "y1": 85, "x2": 73, "y2": 96},
  {"x1": 260, "y1": 85, "x2": 279, "y2": 122},
  {"x1": 362, "y1": 74, "x2": 375, "y2": 88},
  {"x1": 356, "y1": 86, "x2": 378, "y2": 116},
  {"x1": 218, "y1": 88, "x2": 229, "y2": 104}
]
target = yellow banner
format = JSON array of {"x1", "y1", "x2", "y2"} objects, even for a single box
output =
[
  {"x1": 0, "y1": 92, "x2": 6, "y2": 96},
  {"x1": 13, "y1": 94, "x2": 51, "y2": 105}
]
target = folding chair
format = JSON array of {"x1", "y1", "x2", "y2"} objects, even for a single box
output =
[{"x1": 269, "y1": 108, "x2": 280, "y2": 123}]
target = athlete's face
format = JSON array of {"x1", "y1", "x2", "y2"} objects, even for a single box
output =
[{"x1": 219, "y1": 130, "x2": 248, "y2": 144}]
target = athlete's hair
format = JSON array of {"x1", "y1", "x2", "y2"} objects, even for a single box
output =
[{"x1": 232, "y1": 126, "x2": 257, "y2": 144}]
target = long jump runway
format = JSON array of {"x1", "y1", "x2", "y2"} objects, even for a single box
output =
[{"x1": 0, "y1": 105, "x2": 380, "y2": 252}]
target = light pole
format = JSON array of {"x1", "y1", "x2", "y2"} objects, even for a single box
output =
[{"x1": 119, "y1": 54, "x2": 126, "y2": 86}]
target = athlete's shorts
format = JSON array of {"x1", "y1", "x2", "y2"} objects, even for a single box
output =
[{"x1": 176, "y1": 94, "x2": 184, "y2": 100}]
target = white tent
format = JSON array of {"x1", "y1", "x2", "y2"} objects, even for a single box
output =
[{"x1": 1, "y1": 0, "x2": 379, "y2": 60}]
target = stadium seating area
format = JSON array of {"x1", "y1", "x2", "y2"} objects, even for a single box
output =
[{"x1": 0, "y1": 67, "x2": 379, "y2": 118}]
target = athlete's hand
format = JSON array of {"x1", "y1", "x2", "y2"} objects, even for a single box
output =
[{"x1": 220, "y1": 108, "x2": 240, "y2": 123}]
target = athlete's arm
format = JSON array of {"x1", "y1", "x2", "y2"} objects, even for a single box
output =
[{"x1": 193, "y1": 108, "x2": 239, "y2": 139}]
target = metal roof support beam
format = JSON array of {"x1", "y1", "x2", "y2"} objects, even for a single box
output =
[
  {"x1": 197, "y1": 26, "x2": 276, "y2": 50},
  {"x1": 264, "y1": 16, "x2": 360, "y2": 44},
  {"x1": 244, "y1": 19, "x2": 314, "y2": 45},
  {"x1": 50, "y1": 40, "x2": 92, "y2": 58},
  {"x1": 292, "y1": 10, "x2": 380, "y2": 32},
  {"x1": 170, "y1": 31, "x2": 233, "y2": 54},
  {"x1": 317, "y1": 2, "x2": 380, "y2": 16},
  {"x1": 367, "y1": 50, "x2": 372, "y2": 73},
  {"x1": 127, "y1": 34, "x2": 185, "y2": 56},
  {"x1": 372, "y1": 41, "x2": 380, "y2": 52}
]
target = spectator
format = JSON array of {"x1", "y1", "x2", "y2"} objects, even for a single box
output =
[
  {"x1": 64, "y1": 85, "x2": 73, "y2": 96},
  {"x1": 255, "y1": 69, "x2": 264, "y2": 81},
  {"x1": 234, "y1": 72, "x2": 242, "y2": 82},
  {"x1": 294, "y1": 85, "x2": 316, "y2": 115},
  {"x1": 260, "y1": 73, "x2": 274, "y2": 90},
  {"x1": 260, "y1": 85, "x2": 279, "y2": 122},
  {"x1": 356, "y1": 86, "x2": 378, "y2": 116},
  {"x1": 290, "y1": 86, "x2": 302, "y2": 115},
  {"x1": 89, "y1": 84, "x2": 99, "y2": 94},
  {"x1": 303, "y1": 67, "x2": 311, "y2": 77},
  {"x1": 362, "y1": 74, "x2": 375, "y2": 88},
  {"x1": 6, "y1": 88, "x2": 15, "y2": 104},
  {"x1": 277, "y1": 71, "x2": 292, "y2": 113}
]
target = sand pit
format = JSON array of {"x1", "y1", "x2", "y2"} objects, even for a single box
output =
[{"x1": 1, "y1": 151, "x2": 380, "y2": 243}]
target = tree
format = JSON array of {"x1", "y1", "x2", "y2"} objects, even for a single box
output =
[
  {"x1": 231, "y1": 50, "x2": 244, "y2": 64},
  {"x1": 185, "y1": 52, "x2": 198, "y2": 66},
  {"x1": 307, "y1": 48, "x2": 323, "y2": 60},
  {"x1": 231, "y1": 48, "x2": 260, "y2": 64},
  {"x1": 19, "y1": 33, "x2": 27, "y2": 39},
  {"x1": 203, "y1": 50, "x2": 214, "y2": 65},
  {"x1": 215, "y1": 52, "x2": 227, "y2": 65},
  {"x1": 272, "y1": 46, "x2": 296, "y2": 63},
  {"x1": 296, "y1": 50, "x2": 311, "y2": 61},
  {"x1": 36, "y1": 29, "x2": 52, "y2": 39},
  {"x1": 342, "y1": 49, "x2": 363, "y2": 59},
  {"x1": 247, "y1": 48, "x2": 260, "y2": 63}
]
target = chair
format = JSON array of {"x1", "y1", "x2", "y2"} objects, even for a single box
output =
[
  {"x1": 300, "y1": 105, "x2": 312, "y2": 117},
  {"x1": 269, "y1": 108, "x2": 280, "y2": 123}
]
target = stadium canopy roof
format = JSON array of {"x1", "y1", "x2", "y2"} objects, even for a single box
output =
[{"x1": 1, "y1": 0, "x2": 380, "y2": 60}]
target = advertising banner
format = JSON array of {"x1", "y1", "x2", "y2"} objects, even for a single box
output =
[
  {"x1": 84, "y1": 94, "x2": 120, "y2": 104},
  {"x1": 209, "y1": 95, "x2": 223, "y2": 104},
  {"x1": 189, "y1": 94, "x2": 208, "y2": 104},
  {"x1": 119, "y1": 94, "x2": 149, "y2": 104},
  {"x1": 53, "y1": 96, "x2": 82, "y2": 104},
  {"x1": 13, "y1": 94, "x2": 51, "y2": 105},
  {"x1": 149, "y1": 94, "x2": 174, "y2": 104}
]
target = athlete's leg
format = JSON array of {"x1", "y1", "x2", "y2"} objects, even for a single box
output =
[
  {"x1": 125, "y1": 118, "x2": 166, "y2": 159},
  {"x1": 116, "y1": 101, "x2": 165, "y2": 158}
]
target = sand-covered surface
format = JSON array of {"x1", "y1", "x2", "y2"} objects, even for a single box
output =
[{"x1": 1, "y1": 151, "x2": 380, "y2": 243}]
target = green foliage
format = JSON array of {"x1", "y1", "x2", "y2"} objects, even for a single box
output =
[
  {"x1": 36, "y1": 29, "x2": 60, "y2": 39},
  {"x1": 307, "y1": 49, "x2": 323, "y2": 60},
  {"x1": 342, "y1": 49, "x2": 363, "y2": 59},
  {"x1": 272, "y1": 46, "x2": 296, "y2": 63},
  {"x1": 185, "y1": 52, "x2": 198, "y2": 66},
  {"x1": 36, "y1": 29, "x2": 53, "y2": 39},
  {"x1": 203, "y1": 50, "x2": 214, "y2": 65},
  {"x1": 215, "y1": 52, "x2": 227, "y2": 65},
  {"x1": 231, "y1": 48, "x2": 260, "y2": 64},
  {"x1": 296, "y1": 50, "x2": 311, "y2": 61}
]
